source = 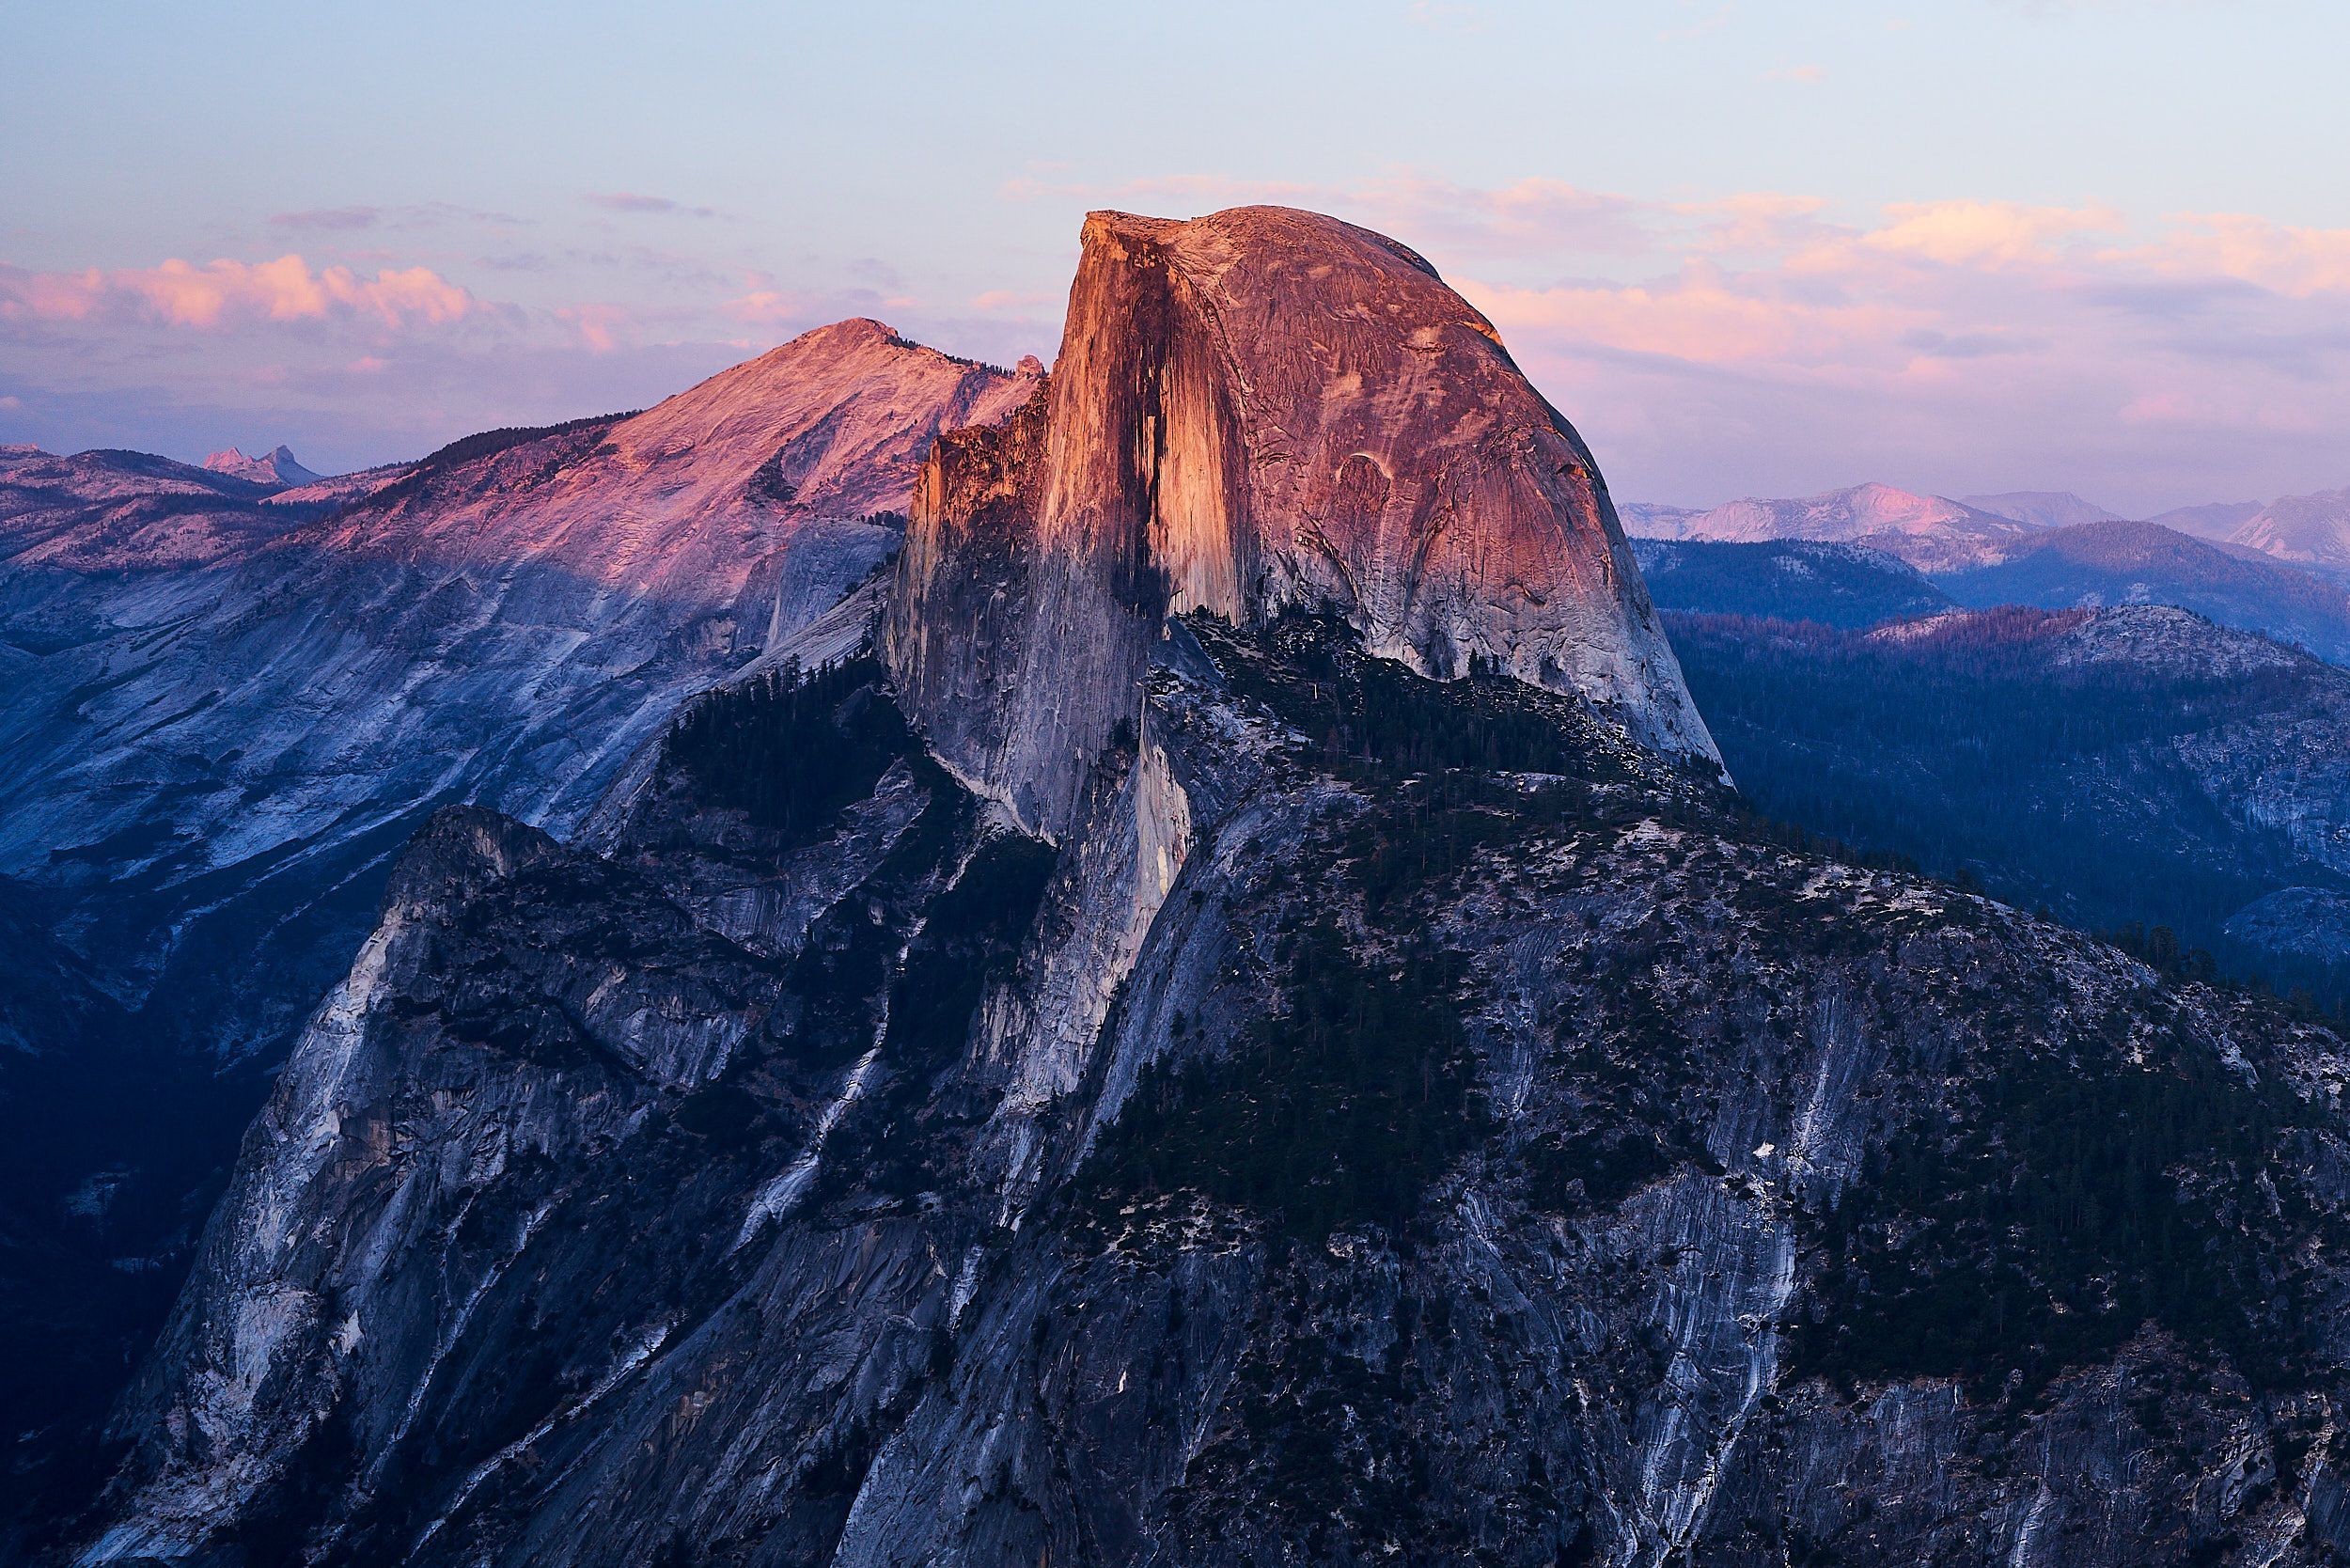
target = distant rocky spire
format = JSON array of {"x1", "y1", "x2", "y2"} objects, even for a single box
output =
[{"x1": 202, "y1": 444, "x2": 323, "y2": 489}]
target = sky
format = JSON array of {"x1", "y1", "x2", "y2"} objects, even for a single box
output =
[{"x1": 4, "y1": 0, "x2": 2348, "y2": 513}]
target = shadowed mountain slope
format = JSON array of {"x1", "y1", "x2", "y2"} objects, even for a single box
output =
[
  {"x1": 0, "y1": 321, "x2": 1038, "y2": 1538},
  {"x1": 1631, "y1": 538, "x2": 1954, "y2": 629},
  {"x1": 1667, "y1": 603, "x2": 2350, "y2": 1005},
  {"x1": 1937, "y1": 518, "x2": 2350, "y2": 665}
]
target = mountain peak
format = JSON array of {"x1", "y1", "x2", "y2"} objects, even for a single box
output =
[
  {"x1": 1960, "y1": 490, "x2": 2122, "y2": 529},
  {"x1": 1631, "y1": 481, "x2": 2033, "y2": 572},
  {"x1": 314, "y1": 320, "x2": 1042, "y2": 596},
  {"x1": 2232, "y1": 485, "x2": 2350, "y2": 572},
  {"x1": 885, "y1": 204, "x2": 1717, "y2": 836},
  {"x1": 200, "y1": 444, "x2": 321, "y2": 489},
  {"x1": 598, "y1": 318, "x2": 1040, "y2": 522}
]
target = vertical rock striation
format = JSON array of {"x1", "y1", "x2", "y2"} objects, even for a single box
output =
[{"x1": 885, "y1": 206, "x2": 1716, "y2": 838}]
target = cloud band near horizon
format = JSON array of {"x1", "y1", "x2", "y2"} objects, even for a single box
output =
[{"x1": 2, "y1": 178, "x2": 2346, "y2": 515}]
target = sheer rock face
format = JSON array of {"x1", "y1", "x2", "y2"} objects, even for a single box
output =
[
  {"x1": 885, "y1": 206, "x2": 1716, "y2": 837},
  {"x1": 71, "y1": 619, "x2": 2350, "y2": 1568}
]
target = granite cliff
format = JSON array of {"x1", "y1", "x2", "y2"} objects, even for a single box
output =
[{"x1": 885, "y1": 206, "x2": 1715, "y2": 837}]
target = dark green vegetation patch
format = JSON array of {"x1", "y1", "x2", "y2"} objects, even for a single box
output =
[
  {"x1": 1089, "y1": 922, "x2": 1485, "y2": 1241},
  {"x1": 667, "y1": 655, "x2": 913, "y2": 844},
  {"x1": 1794, "y1": 1035, "x2": 2311, "y2": 1403},
  {"x1": 1194, "y1": 610, "x2": 1650, "y2": 785}
]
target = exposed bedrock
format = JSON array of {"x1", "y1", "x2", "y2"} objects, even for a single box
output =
[{"x1": 885, "y1": 205, "x2": 1717, "y2": 838}]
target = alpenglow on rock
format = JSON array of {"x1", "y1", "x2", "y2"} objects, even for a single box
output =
[{"x1": 884, "y1": 205, "x2": 1717, "y2": 836}]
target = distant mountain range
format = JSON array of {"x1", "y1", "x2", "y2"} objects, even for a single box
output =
[
  {"x1": 2235, "y1": 487, "x2": 2350, "y2": 574},
  {"x1": 1624, "y1": 482, "x2": 2350, "y2": 661},
  {"x1": 1628, "y1": 480, "x2": 2350, "y2": 582},
  {"x1": 2146, "y1": 499, "x2": 2265, "y2": 541},
  {"x1": 1939, "y1": 519, "x2": 2350, "y2": 665},
  {"x1": 1620, "y1": 482, "x2": 2035, "y2": 572}
]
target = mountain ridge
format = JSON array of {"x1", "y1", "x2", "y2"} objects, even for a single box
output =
[
  {"x1": 1959, "y1": 489, "x2": 2123, "y2": 529},
  {"x1": 2233, "y1": 486, "x2": 2350, "y2": 575},
  {"x1": 1624, "y1": 481, "x2": 2038, "y2": 572},
  {"x1": 1937, "y1": 518, "x2": 2350, "y2": 664}
]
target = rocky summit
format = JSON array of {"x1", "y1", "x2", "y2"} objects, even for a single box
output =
[
  {"x1": 39, "y1": 207, "x2": 2350, "y2": 1568},
  {"x1": 885, "y1": 206, "x2": 1716, "y2": 838},
  {"x1": 201, "y1": 446, "x2": 322, "y2": 492}
]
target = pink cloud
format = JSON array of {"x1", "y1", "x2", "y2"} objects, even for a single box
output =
[
  {"x1": 586, "y1": 192, "x2": 721, "y2": 219},
  {"x1": 557, "y1": 304, "x2": 633, "y2": 353},
  {"x1": 969, "y1": 289, "x2": 1055, "y2": 313},
  {"x1": 723, "y1": 289, "x2": 816, "y2": 325},
  {"x1": 2110, "y1": 213, "x2": 2350, "y2": 297},
  {"x1": 1460, "y1": 264, "x2": 1922, "y2": 368},
  {"x1": 1684, "y1": 193, "x2": 1833, "y2": 255},
  {"x1": 0, "y1": 254, "x2": 472, "y2": 329},
  {"x1": 1860, "y1": 200, "x2": 2120, "y2": 269},
  {"x1": 2121, "y1": 390, "x2": 2191, "y2": 425},
  {"x1": 1386, "y1": 188, "x2": 2350, "y2": 510}
]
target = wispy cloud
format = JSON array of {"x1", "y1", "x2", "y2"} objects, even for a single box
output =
[
  {"x1": 2107, "y1": 213, "x2": 2350, "y2": 298},
  {"x1": 269, "y1": 206, "x2": 383, "y2": 232},
  {"x1": 1431, "y1": 193, "x2": 2350, "y2": 508},
  {"x1": 970, "y1": 289, "x2": 1053, "y2": 313},
  {"x1": 1660, "y1": 3, "x2": 1736, "y2": 42},
  {"x1": 268, "y1": 202, "x2": 530, "y2": 231},
  {"x1": 556, "y1": 303, "x2": 633, "y2": 353},
  {"x1": 1863, "y1": 199, "x2": 2121, "y2": 267},
  {"x1": 586, "y1": 192, "x2": 721, "y2": 219}
]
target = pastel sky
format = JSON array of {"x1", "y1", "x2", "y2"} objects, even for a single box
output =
[{"x1": 5, "y1": 0, "x2": 2347, "y2": 513}]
